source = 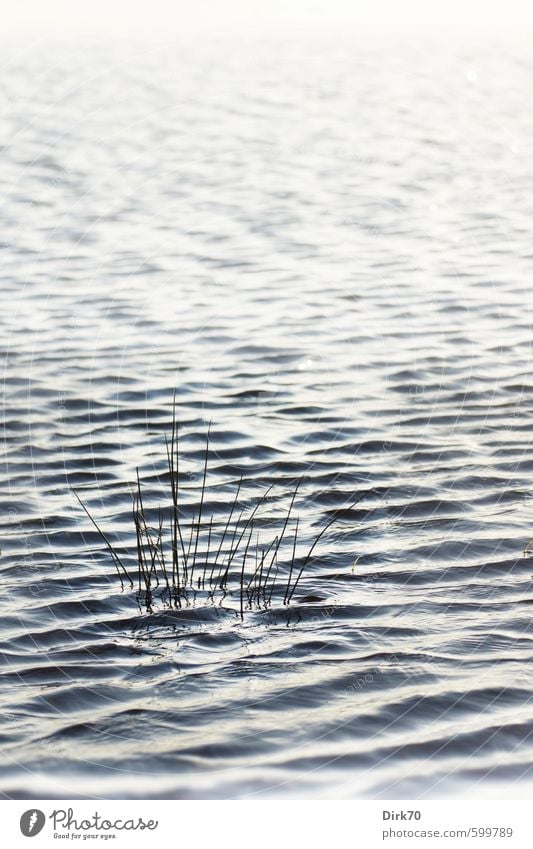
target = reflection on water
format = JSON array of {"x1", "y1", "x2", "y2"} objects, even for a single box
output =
[{"x1": 1, "y1": 36, "x2": 533, "y2": 799}]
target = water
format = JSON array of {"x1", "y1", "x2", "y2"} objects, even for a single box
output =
[{"x1": 2, "y1": 35, "x2": 533, "y2": 799}]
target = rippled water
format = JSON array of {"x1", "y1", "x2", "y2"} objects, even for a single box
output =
[{"x1": 2, "y1": 36, "x2": 533, "y2": 799}]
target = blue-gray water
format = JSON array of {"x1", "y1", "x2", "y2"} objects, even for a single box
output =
[{"x1": 1, "y1": 36, "x2": 533, "y2": 799}]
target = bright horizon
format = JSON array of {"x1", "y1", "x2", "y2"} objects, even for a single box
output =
[{"x1": 4, "y1": 0, "x2": 533, "y2": 42}]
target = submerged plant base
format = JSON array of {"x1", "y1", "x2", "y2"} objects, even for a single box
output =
[
  {"x1": 76, "y1": 398, "x2": 360, "y2": 618},
  {"x1": 133, "y1": 578, "x2": 307, "y2": 619}
]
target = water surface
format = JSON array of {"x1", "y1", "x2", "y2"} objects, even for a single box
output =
[{"x1": 1, "y1": 37, "x2": 533, "y2": 799}]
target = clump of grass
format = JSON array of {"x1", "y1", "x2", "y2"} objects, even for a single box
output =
[{"x1": 75, "y1": 398, "x2": 360, "y2": 617}]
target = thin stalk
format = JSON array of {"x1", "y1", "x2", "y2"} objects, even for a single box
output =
[
  {"x1": 191, "y1": 424, "x2": 210, "y2": 585},
  {"x1": 287, "y1": 495, "x2": 363, "y2": 604},
  {"x1": 135, "y1": 508, "x2": 153, "y2": 595},
  {"x1": 219, "y1": 507, "x2": 244, "y2": 589},
  {"x1": 186, "y1": 511, "x2": 196, "y2": 583},
  {"x1": 263, "y1": 478, "x2": 301, "y2": 586},
  {"x1": 283, "y1": 516, "x2": 299, "y2": 605},
  {"x1": 132, "y1": 493, "x2": 144, "y2": 592},
  {"x1": 165, "y1": 435, "x2": 180, "y2": 594},
  {"x1": 240, "y1": 522, "x2": 254, "y2": 619},
  {"x1": 168, "y1": 396, "x2": 187, "y2": 573},
  {"x1": 174, "y1": 410, "x2": 189, "y2": 579},
  {"x1": 259, "y1": 535, "x2": 279, "y2": 604},
  {"x1": 225, "y1": 482, "x2": 275, "y2": 572},
  {"x1": 267, "y1": 550, "x2": 279, "y2": 606},
  {"x1": 73, "y1": 490, "x2": 133, "y2": 589},
  {"x1": 202, "y1": 514, "x2": 213, "y2": 588},
  {"x1": 257, "y1": 546, "x2": 265, "y2": 606},
  {"x1": 146, "y1": 524, "x2": 160, "y2": 588},
  {"x1": 157, "y1": 506, "x2": 172, "y2": 598},
  {"x1": 252, "y1": 533, "x2": 259, "y2": 604},
  {"x1": 246, "y1": 533, "x2": 278, "y2": 595},
  {"x1": 135, "y1": 468, "x2": 151, "y2": 593},
  {"x1": 210, "y1": 473, "x2": 243, "y2": 585}
]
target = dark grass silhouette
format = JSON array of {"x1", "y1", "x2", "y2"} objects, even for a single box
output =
[{"x1": 75, "y1": 398, "x2": 361, "y2": 617}]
